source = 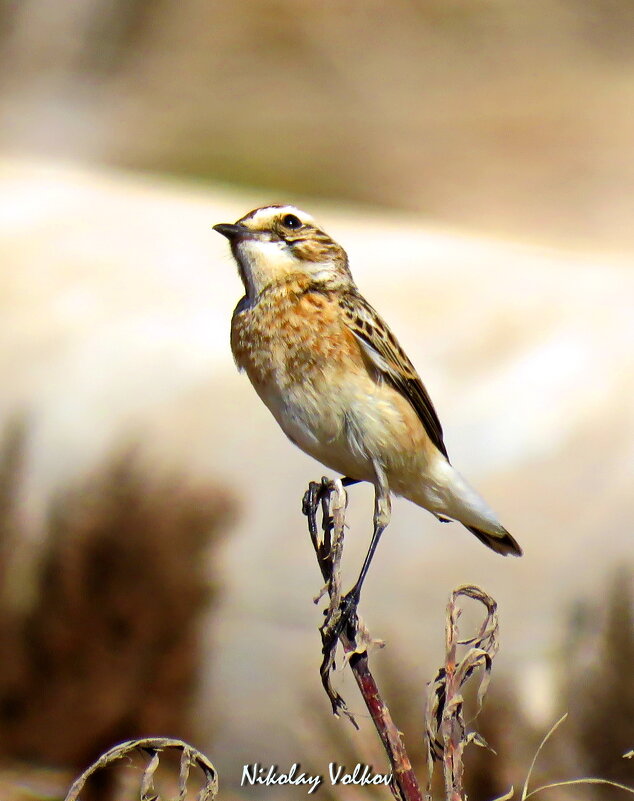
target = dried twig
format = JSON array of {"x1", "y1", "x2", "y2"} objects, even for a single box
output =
[
  {"x1": 302, "y1": 477, "x2": 423, "y2": 801},
  {"x1": 424, "y1": 584, "x2": 499, "y2": 801},
  {"x1": 64, "y1": 737, "x2": 219, "y2": 801}
]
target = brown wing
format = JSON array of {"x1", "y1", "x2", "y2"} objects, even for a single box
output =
[{"x1": 340, "y1": 290, "x2": 449, "y2": 460}]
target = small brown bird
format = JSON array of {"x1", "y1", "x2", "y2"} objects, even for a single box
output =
[{"x1": 214, "y1": 205, "x2": 521, "y2": 611}]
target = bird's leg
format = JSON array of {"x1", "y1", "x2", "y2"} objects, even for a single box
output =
[{"x1": 336, "y1": 462, "x2": 391, "y2": 641}]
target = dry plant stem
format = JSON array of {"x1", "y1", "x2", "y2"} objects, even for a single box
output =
[
  {"x1": 442, "y1": 599, "x2": 465, "y2": 801},
  {"x1": 302, "y1": 477, "x2": 424, "y2": 801},
  {"x1": 346, "y1": 650, "x2": 423, "y2": 801},
  {"x1": 64, "y1": 737, "x2": 219, "y2": 801},
  {"x1": 424, "y1": 586, "x2": 499, "y2": 801}
]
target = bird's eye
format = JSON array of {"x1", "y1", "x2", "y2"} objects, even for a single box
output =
[{"x1": 282, "y1": 213, "x2": 302, "y2": 229}]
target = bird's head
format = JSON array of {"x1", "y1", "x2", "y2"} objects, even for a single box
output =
[{"x1": 213, "y1": 205, "x2": 352, "y2": 299}]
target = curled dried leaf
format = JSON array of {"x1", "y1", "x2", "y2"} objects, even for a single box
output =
[
  {"x1": 424, "y1": 584, "x2": 500, "y2": 800},
  {"x1": 64, "y1": 738, "x2": 219, "y2": 801},
  {"x1": 302, "y1": 478, "x2": 358, "y2": 725}
]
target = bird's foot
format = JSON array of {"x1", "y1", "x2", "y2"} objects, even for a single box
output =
[
  {"x1": 338, "y1": 587, "x2": 361, "y2": 638},
  {"x1": 318, "y1": 587, "x2": 361, "y2": 721},
  {"x1": 302, "y1": 477, "x2": 329, "y2": 518},
  {"x1": 321, "y1": 586, "x2": 361, "y2": 664}
]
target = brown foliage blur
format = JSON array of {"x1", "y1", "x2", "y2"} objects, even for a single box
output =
[
  {"x1": 0, "y1": 421, "x2": 234, "y2": 777},
  {"x1": 567, "y1": 567, "x2": 634, "y2": 798}
]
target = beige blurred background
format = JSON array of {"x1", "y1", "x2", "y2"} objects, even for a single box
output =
[{"x1": 0, "y1": 2, "x2": 632, "y2": 800}]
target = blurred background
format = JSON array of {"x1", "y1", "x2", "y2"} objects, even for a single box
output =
[{"x1": 0, "y1": 1, "x2": 632, "y2": 799}]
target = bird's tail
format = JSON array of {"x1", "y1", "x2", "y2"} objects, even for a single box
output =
[
  {"x1": 464, "y1": 524, "x2": 522, "y2": 557},
  {"x1": 412, "y1": 457, "x2": 523, "y2": 557}
]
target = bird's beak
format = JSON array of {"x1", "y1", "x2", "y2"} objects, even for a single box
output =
[{"x1": 213, "y1": 222, "x2": 249, "y2": 241}]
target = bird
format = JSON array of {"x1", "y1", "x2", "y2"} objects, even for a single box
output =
[{"x1": 214, "y1": 205, "x2": 522, "y2": 617}]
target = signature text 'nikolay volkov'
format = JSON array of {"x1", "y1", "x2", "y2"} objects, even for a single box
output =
[{"x1": 241, "y1": 762, "x2": 392, "y2": 794}]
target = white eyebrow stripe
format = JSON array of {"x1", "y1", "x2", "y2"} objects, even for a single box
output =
[{"x1": 249, "y1": 205, "x2": 316, "y2": 227}]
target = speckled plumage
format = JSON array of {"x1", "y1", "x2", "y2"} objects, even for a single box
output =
[{"x1": 215, "y1": 205, "x2": 522, "y2": 559}]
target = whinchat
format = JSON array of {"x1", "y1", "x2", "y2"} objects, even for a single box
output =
[{"x1": 214, "y1": 206, "x2": 522, "y2": 608}]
